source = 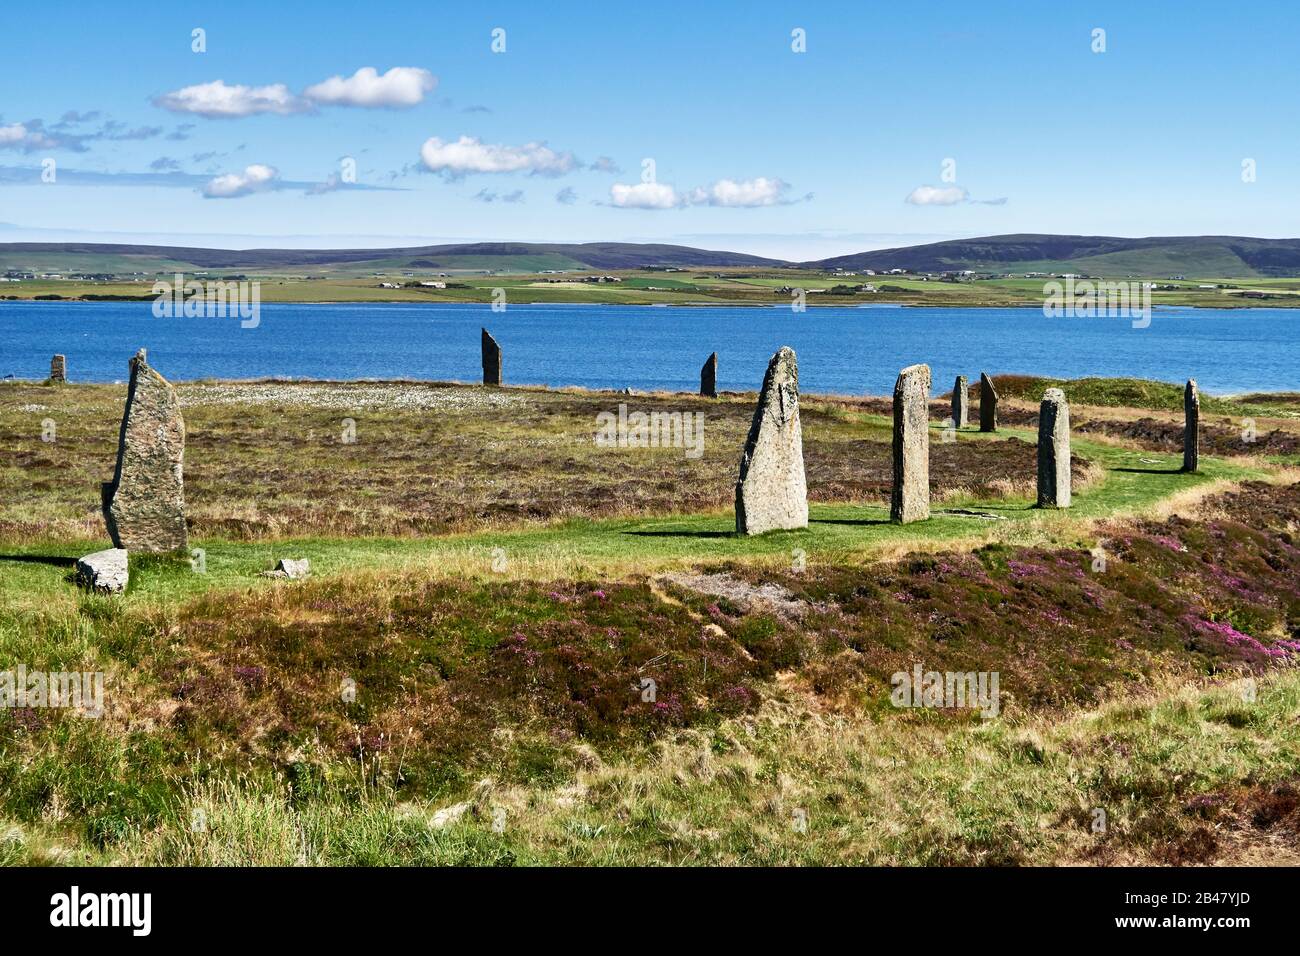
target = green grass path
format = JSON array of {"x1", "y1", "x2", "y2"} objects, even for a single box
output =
[{"x1": 0, "y1": 423, "x2": 1266, "y2": 608}]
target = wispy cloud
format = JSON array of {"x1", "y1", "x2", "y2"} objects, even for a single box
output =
[
  {"x1": 0, "y1": 114, "x2": 163, "y2": 153},
  {"x1": 472, "y1": 187, "x2": 525, "y2": 203},
  {"x1": 419, "y1": 135, "x2": 578, "y2": 178},
  {"x1": 905, "y1": 184, "x2": 1006, "y2": 206},
  {"x1": 607, "y1": 176, "x2": 807, "y2": 209},
  {"x1": 555, "y1": 186, "x2": 578, "y2": 205},
  {"x1": 0, "y1": 163, "x2": 408, "y2": 195},
  {"x1": 153, "y1": 81, "x2": 307, "y2": 118}
]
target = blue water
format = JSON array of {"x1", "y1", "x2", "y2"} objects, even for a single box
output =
[{"x1": 1, "y1": 301, "x2": 1295, "y2": 395}]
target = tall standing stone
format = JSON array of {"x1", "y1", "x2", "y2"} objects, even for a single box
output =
[
  {"x1": 979, "y1": 372, "x2": 998, "y2": 432},
  {"x1": 735, "y1": 346, "x2": 808, "y2": 535},
  {"x1": 1183, "y1": 378, "x2": 1199, "y2": 473},
  {"x1": 481, "y1": 328, "x2": 502, "y2": 386},
  {"x1": 102, "y1": 349, "x2": 188, "y2": 552},
  {"x1": 1036, "y1": 388, "x2": 1071, "y2": 508},
  {"x1": 891, "y1": 364, "x2": 931, "y2": 524},
  {"x1": 700, "y1": 352, "x2": 718, "y2": 398},
  {"x1": 952, "y1": 374, "x2": 969, "y2": 428},
  {"x1": 50, "y1": 354, "x2": 67, "y2": 383}
]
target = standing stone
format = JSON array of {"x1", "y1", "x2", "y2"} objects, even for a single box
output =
[
  {"x1": 735, "y1": 346, "x2": 808, "y2": 535},
  {"x1": 1183, "y1": 378, "x2": 1199, "y2": 473},
  {"x1": 481, "y1": 328, "x2": 502, "y2": 386},
  {"x1": 50, "y1": 354, "x2": 67, "y2": 383},
  {"x1": 701, "y1": 352, "x2": 718, "y2": 398},
  {"x1": 101, "y1": 349, "x2": 188, "y2": 552},
  {"x1": 979, "y1": 372, "x2": 998, "y2": 432},
  {"x1": 952, "y1": 375, "x2": 969, "y2": 428},
  {"x1": 891, "y1": 364, "x2": 932, "y2": 524},
  {"x1": 1036, "y1": 388, "x2": 1071, "y2": 508}
]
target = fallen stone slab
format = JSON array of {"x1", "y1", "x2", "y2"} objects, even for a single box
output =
[
  {"x1": 75, "y1": 548, "x2": 128, "y2": 594},
  {"x1": 259, "y1": 557, "x2": 310, "y2": 580},
  {"x1": 660, "y1": 571, "x2": 810, "y2": 620}
]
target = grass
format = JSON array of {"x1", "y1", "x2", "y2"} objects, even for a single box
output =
[
  {"x1": 990, "y1": 374, "x2": 1300, "y2": 418},
  {"x1": 10, "y1": 265, "x2": 1300, "y2": 308},
  {"x1": 2, "y1": 377, "x2": 1298, "y2": 866}
]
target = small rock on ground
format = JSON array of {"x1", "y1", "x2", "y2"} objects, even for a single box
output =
[{"x1": 76, "y1": 548, "x2": 129, "y2": 594}]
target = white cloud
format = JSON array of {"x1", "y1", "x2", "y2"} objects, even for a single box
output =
[
  {"x1": 609, "y1": 181, "x2": 685, "y2": 209},
  {"x1": 154, "y1": 81, "x2": 305, "y2": 118},
  {"x1": 691, "y1": 177, "x2": 790, "y2": 207},
  {"x1": 607, "y1": 176, "x2": 801, "y2": 210},
  {"x1": 905, "y1": 185, "x2": 969, "y2": 206},
  {"x1": 0, "y1": 122, "x2": 65, "y2": 152},
  {"x1": 419, "y1": 136, "x2": 577, "y2": 177},
  {"x1": 203, "y1": 163, "x2": 280, "y2": 198},
  {"x1": 303, "y1": 66, "x2": 436, "y2": 108}
]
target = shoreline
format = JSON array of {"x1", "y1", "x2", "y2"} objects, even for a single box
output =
[
  {"x1": 2, "y1": 375, "x2": 1293, "y2": 403},
  {"x1": 0, "y1": 296, "x2": 1292, "y2": 311}
]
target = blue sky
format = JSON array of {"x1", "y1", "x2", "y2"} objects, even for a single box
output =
[{"x1": 1, "y1": 0, "x2": 1295, "y2": 259}]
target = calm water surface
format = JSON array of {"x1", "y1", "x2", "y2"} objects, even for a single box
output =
[{"x1": 2, "y1": 301, "x2": 1295, "y2": 395}]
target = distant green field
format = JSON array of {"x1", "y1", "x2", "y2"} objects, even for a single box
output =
[{"x1": 6, "y1": 265, "x2": 1300, "y2": 308}]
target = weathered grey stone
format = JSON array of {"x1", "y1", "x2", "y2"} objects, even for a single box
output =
[
  {"x1": 259, "y1": 557, "x2": 310, "y2": 580},
  {"x1": 735, "y1": 346, "x2": 808, "y2": 535},
  {"x1": 701, "y1": 352, "x2": 718, "y2": 398},
  {"x1": 481, "y1": 328, "x2": 502, "y2": 386},
  {"x1": 75, "y1": 548, "x2": 128, "y2": 594},
  {"x1": 891, "y1": 364, "x2": 931, "y2": 524},
  {"x1": 50, "y1": 354, "x2": 67, "y2": 383},
  {"x1": 1036, "y1": 388, "x2": 1071, "y2": 508},
  {"x1": 952, "y1": 375, "x2": 969, "y2": 428},
  {"x1": 1183, "y1": 378, "x2": 1199, "y2": 473},
  {"x1": 979, "y1": 372, "x2": 998, "y2": 432},
  {"x1": 101, "y1": 349, "x2": 188, "y2": 553}
]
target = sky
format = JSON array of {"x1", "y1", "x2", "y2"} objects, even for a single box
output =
[{"x1": 1, "y1": 0, "x2": 1295, "y2": 260}]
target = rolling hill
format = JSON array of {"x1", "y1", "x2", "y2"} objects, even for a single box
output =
[
  {"x1": 0, "y1": 241, "x2": 784, "y2": 275},
  {"x1": 6, "y1": 235, "x2": 1300, "y2": 278},
  {"x1": 807, "y1": 234, "x2": 1300, "y2": 277}
]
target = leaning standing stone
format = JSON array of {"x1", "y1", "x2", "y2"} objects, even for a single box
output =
[
  {"x1": 735, "y1": 346, "x2": 808, "y2": 535},
  {"x1": 1183, "y1": 379, "x2": 1199, "y2": 473},
  {"x1": 101, "y1": 349, "x2": 188, "y2": 552},
  {"x1": 979, "y1": 372, "x2": 998, "y2": 432},
  {"x1": 952, "y1": 374, "x2": 969, "y2": 428},
  {"x1": 701, "y1": 351, "x2": 718, "y2": 398},
  {"x1": 891, "y1": 364, "x2": 931, "y2": 523},
  {"x1": 481, "y1": 328, "x2": 502, "y2": 386},
  {"x1": 1036, "y1": 388, "x2": 1071, "y2": 508},
  {"x1": 50, "y1": 354, "x2": 67, "y2": 383}
]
